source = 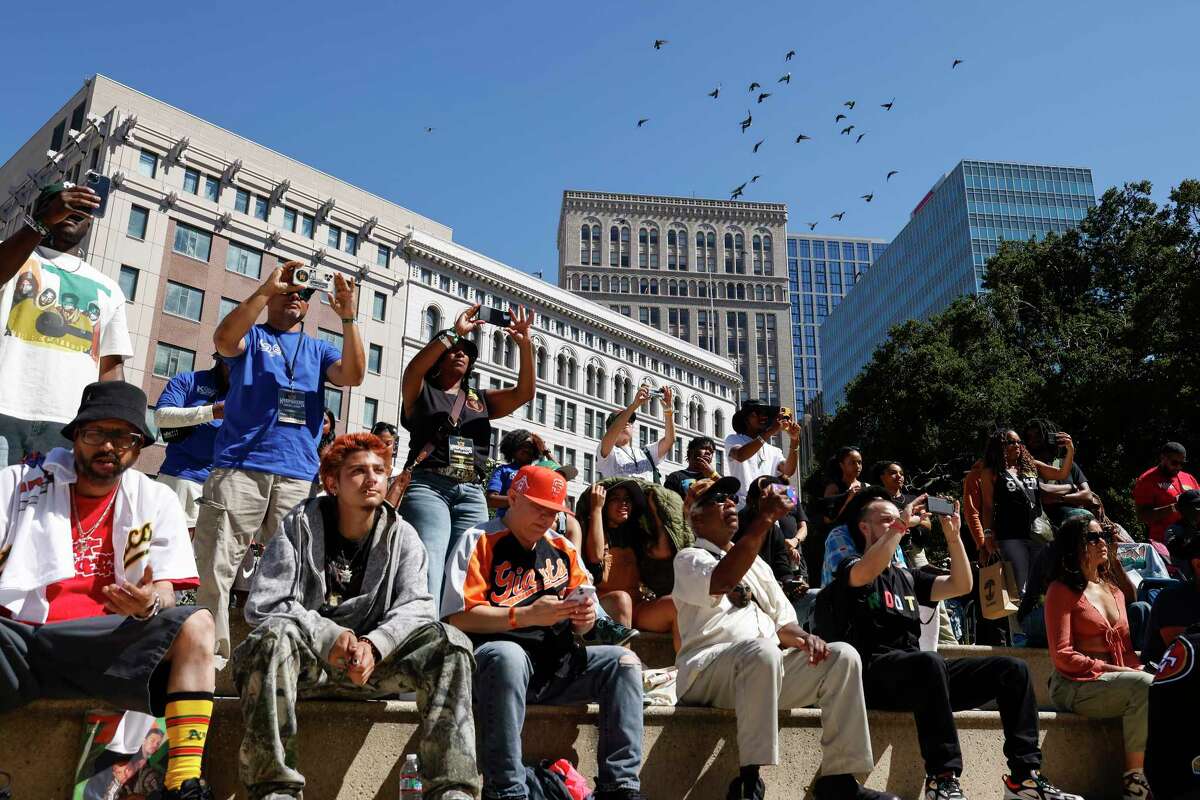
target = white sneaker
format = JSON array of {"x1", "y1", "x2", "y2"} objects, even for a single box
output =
[
  {"x1": 924, "y1": 775, "x2": 966, "y2": 800},
  {"x1": 1002, "y1": 771, "x2": 1083, "y2": 800}
]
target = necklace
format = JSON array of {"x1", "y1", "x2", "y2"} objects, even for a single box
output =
[{"x1": 71, "y1": 486, "x2": 118, "y2": 539}]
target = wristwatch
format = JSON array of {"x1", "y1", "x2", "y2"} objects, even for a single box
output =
[
  {"x1": 439, "y1": 332, "x2": 460, "y2": 349},
  {"x1": 22, "y1": 214, "x2": 49, "y2": 238},
  {"x1": 341, "y1": 317, "x2": 356, "y2": 325},
  {"x1": 133, "y1": 594, "x2": 162, "y2": 622}
]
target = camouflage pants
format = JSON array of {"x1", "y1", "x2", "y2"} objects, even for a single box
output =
[{"x1": 233, "y1": 618, "x2": 480, "y2": 799}]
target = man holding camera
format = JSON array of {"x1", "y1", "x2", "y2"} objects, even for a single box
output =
[
  {"x1": 193, "y1": 261, "x2": 365, "y2": 662},
  {"x1": 724, "y1": 400, "x2": 802, "y2": 508},
  {"x1": 0, "y1": 182, "x2": 132, "y2": 465},
  {"x1": 597, "y1": 385, "x2": 675, "y2": 482}
]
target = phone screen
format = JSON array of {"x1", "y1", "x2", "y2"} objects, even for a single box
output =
[
  {"x1": 85, "y1": 171, "x2": 110, "y2": 218},
  {"x1": 479, "y1": 307, "x2": 512, "y2": 327},
  {"x1": 926, "y1": 496, "x2": 955, "y2": 516}
]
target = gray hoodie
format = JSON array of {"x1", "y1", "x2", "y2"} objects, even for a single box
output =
[{"x1": 244, "y1": 496, "x2": 435, "y2": 661}]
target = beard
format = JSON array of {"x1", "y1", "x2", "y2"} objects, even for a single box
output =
[{"x1": 75, "y1": 451, "x2": 130, "y2": 484}]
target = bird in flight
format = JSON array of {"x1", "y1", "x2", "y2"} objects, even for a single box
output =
[
  {"x1": 835, "y1": 113, "x2": 847, "y2": 123},
  {"x1": 753, "y1": 139, "x2": 765, "y2": 153},
  {"x1": 841, "y1": 125, "x2": 855, "y2": 135},
  {"x1": 785, "y1": 49, "x2": 796, "y2": 61},
  {"x1": 794, "y1": 133, "x2": 811, "y2": 142},
  {"x1": 731, "y1": 183, "x2": 747, "y2": 199},
  {"x1": 856, "y1": 132, "x2": 866, "y2": 143},
  {"x1": 757, "y1": 92, "x2": 772, "y2": 103},
  {"x1": 751, "y1": 175, "x2": 761, "y2": 183},
  {"x1": 424, "y1": 127, "x2": 434, "y2": 133},
  {"x1": 861, "y1": 193, "x2": 874, "y2": 202},
  {"x1": 886, "y1": 170, "x2": 899, "y2": 181},
  {"x1": 844, "y1": 100, "x2": 856, "y2": 109},
  {"x1": 806, "y1": 221, "x2": 818, "y2": 231},
  {"x1": 881, "y1": 98, "x2": 895, "y2": 111},
  {"x1": 778, "y1": 73, "x2": 791, "y2": 84},
  {"x1": 653, "y1": 39, "x2": 668, "y2": 49},
  {"x1": 952, "y1": 58, "x2": 964, "y2": 69},
  {"x1": 748, "y1": 82, "x2": 761, "y2": 92},
  {"x1": 740, "y1": 111, "x2": 752, "y2": 133},
  {"x1": 831, "y1": 212, "x2": 845, "y2": 221},
  {"x1": 708, "y1": 86, "x2": 720, "y2": 99},
  {"x1": 637, "y1": 118, "x2": 650, "y2": 128}
]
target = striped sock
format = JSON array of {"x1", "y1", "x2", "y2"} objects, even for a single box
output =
[{"x1": 163, "y1": 691, "x2": 213, "y2": 790}]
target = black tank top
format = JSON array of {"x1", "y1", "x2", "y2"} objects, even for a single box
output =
[
  {"x1": 994, "y1": 469, "x2": 1040, "y2": 540},
  {"x1": 401, "y1": 381, "x2": 492, "y2": 476}
]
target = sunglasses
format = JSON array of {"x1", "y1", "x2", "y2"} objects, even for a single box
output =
[
  {"x1": 700, "y1": 491, "x2": 734, "y2": 507},
  {"x1": 1085, "y1": 532, "x2": 1113, "y2": 545}
]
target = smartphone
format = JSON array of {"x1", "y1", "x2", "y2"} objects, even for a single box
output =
[
  {"x1": 926, "y1": 496, "x2": 955, "y2": 517},
  {"x1": 84, "y1": 170, "x2": 111, "y2": 218},
  {"x1": 772, "y1": 484, "x2": 799, "y2": 505},
  {"x1": 477, "y1": 306, "x2": 512, "y2": 327},
  {"x1": 564, "y1": 585, "x2": 597, "y2": 605}
]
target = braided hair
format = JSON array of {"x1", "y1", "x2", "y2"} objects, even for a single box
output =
[{"x1": 982, "y1": 428, "x2": 1036, "y2": 478}]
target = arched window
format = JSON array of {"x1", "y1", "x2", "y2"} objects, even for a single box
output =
[
  {"x1": 673, "y1": 396, "x2": 684, "y2": 420},
  {"x1": 638, "y1": 227, "x2": 649, "y2": 268},
  {"x1": 752, "y1": 235, "x2": 764, "y2": 275},
  {"x1": 755, "y1": 285, "x2": 765, "y2": 301},
  {"x1": 698, "y1": 282, "x2": 708, "y2": 298},
  {"x1": 421, "y1": 306, "x2": 441, "y2": 341},
  {"x1": 639, "y1": 278, "x2": 649, "y2": 295},
  {"x1": 762, "y1": 234, "x2": 774, "y2": 276},
  {"x1": 580, "y1": 224, "x2": 591, "y2": 265},
  {"x1": 503, "y1": 337, "x2": 514, "y2": 368},
  {"x1": 706, "y1": 231, "x2": 716, "y2": 272},
  {"x1": 667, "y1": 280, "x2": 677, "y2": 297},
  {"x1": 610, "y1": 224, "x2": 630, "y2": 267},
  {"x1": 735, "y1": 233, "x2": 745, "y2": 274},
  {"x1": 586, "y1": 364, "x2": 596, "y2": 397},
  {"x1": 649, "y1": 396, "x2": 661, "y2": 418},
  {"x1": 714, "y1": 409, "x2": 725, "y2": 438},
  {"x1": 688, "y1": 400, "x2": 698, "y2": 430},
  {"x1": 620, "y1": 277, "x2": 630, "y2": 293},
  {"x1": 723, "y1": 232, "x2": 734, "y2": 273},
  {"x1": 602, "y1": 276, "x2": 610, "y2": 292},
  {"x1": 648, "y1": 226, "x2": 659, "y2": 268},
  {"x1": 568, "y1": 357, "x2": 578, "y2": 391},
  {"x1": 696, "y1": 403, "x2": 706, "y2": 433},
  {"x1": 676, "y1": 226, "x2": 689, "y2": 270},
  {"x1": 570, "y1": 273, "x2": 580, "y2": 291},
  {"x1": 591, "y1": 223, "x2": 601, "y2": 265},
  {"x1": 736, "y1": 283, "x2": 746, "y2": 300},
  {"x1": 649, "y1": 279, "x2": 658, "y2": 295},
  {"x1": 536, "y1": 346, "x2": 548, "y2": 379},
  {"x1": 613, "y1": 374, "x2": 624, "y2": 405},
  {"x1": 493, "y1": 330, "x2": 504, "y2": 364},
  {"x1": 556, "y1": 353, "x2": 567, "y2": 386},
  {"x1": 667, "y1": 229, "x2": 677, "y2": 269}
]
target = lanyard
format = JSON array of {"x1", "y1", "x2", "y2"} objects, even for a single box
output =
[{"x1": 270, "y1": 328, "x2": 303, "y2": 387}]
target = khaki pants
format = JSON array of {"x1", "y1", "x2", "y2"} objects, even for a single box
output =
[
  {"x1": 192, "y1": 467, "x2": 313, "y2": 659},
  {"x1": 679, "y1": 639, "x2": 874, "y2": 776},
  {"x1": 155, "y1": 473, "x2": 204, "y2": 528},
  {"x1": 1049, "y1": 670, "x2": 1151, "y2": 753}
]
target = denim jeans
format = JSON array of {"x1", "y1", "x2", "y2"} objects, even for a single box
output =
[
  {"x1": 473, "y1": 640, "x2": 643, "y2": 799},
  {"x1": 399, "y1": 470, "x2": 488, "y2": 602}
]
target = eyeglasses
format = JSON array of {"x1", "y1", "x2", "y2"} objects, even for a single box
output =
[
  {"x1": 700, "y1": 491, "x2": 734, "y2": 507},
  {"x1": 78, "y1": 428, "x2": 144, "y2": 451}
]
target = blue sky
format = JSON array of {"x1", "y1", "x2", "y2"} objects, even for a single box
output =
[{"x1": 2, "y1": 0, "x2": 1196, "y2": 280}]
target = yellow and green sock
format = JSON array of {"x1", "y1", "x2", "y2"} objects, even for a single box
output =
[{"x1": 163, "y1": 691, "x2": 213, "y2": 790}]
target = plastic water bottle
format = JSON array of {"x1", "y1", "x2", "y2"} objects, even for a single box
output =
[{"x1": 400, "y1": 753, "x2": 422, "y2": 799}]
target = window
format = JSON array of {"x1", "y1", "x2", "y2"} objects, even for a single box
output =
[
  {"x1": 535, "y1": 393, "x2": 546, "y2": 424},
  {"x1": 377, "y1": 245, "x2": 391, "y2": 268},
  {"x1": 343, "y1": 231, "x2": 358, "y2": 255},
  {"x1": 422, "y1": 306, "x2": 441, "y2": 341},
  {"x1": 163, "y1": 281, "x2": 204, "y2": 322},
  {"x1": 137, "y1": 149, "x2": 158, "y2": 178},
  {"x1": 553, "y1": 446, "x2": 565, "y2": 465},
  {"x1": 234, "y1": 188, "x2": 250, "y2": 213},
  {"x1": 301, "y1": 214, "x2": 315, "y2": 238},
  {"x1": 372, "y1": 291, "x2": 387, "y2": 321},
  {"x1": 173, "y1": 222, "x2": 212, "y2": 261},
  {"x1": 218, "y1": 297, "x2": 238, "y2": 323},
  {"x1": 118, "y1": 266, "x2": 139, "y2": 301},
  {"x1": 324, "y1": 387, "x2": 343, "y2": 420},
  {"x1": 50, "y1": 120, "x2": 66, "y2": 151},
  {"x1": 253, "y1": 195, "x2": 269, "y2": 221},
  {"x1": 362, "y1": 397, "x2": 378, "y2": 430},
  {"x1": 317, "y1": 327, "x2": 344, "y2": 351},
  {"x1": 153, "y1": 343, "x2": 194, "y2": 378},
  {"x1": 554, "y1": 398, "x2": 565, "y2": 429},
  {"x1": 565, "y1": 403, "x2": 577, "y2": 433},
  {"x1": 182, "y1": 168, "x2": 199, "y2": 195},
  {"x1": 204, "y1": 176, "x2": 220, "y2": 202},
  {"x1": 327, "y1": 225, "x2": 342, "y2": 249},
  {"x1": 225, "y1": 241, "x2": 262, "y2": 279},
  {"x1": 282, "y1": 207, "x2": 297, "y2": 232},
  {"x1": 127, "y1": 206, "x2": 149, "y2": 240},
  {"x1": 583, "y1": 453, "x2": 595, "y2": 484},
  {"x1": 672, "y1": 436, "x2": 683, "y2": 463},
  {"x1": 368, "y1": 343, "x2": 383, "y2": 374}
]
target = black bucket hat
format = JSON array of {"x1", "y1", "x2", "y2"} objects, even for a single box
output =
[
  {"x1": 731, "y1": 399, "x2": 781, "y2": 435},
  {"x1": 61, "y1": 381, "x2": 154, "y2": 443}
]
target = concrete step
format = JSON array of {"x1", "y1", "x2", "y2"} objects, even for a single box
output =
[{"x1": 0, "y1": 698, "x2": 1122, "y2": 799}]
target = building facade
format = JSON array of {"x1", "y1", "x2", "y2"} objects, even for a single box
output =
[
  {"x1": 557, "y1": 191, "x2": 794, "y2": 413},
  {"x1": 818, "y1": 159, "x2": 1095, "y2": 410},
  {"x1": 0, "y1": 76, "x2": 740, "y2": 502}
]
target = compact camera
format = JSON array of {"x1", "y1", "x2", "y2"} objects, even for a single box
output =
[{"x1": 291, "y1": 266, "x2": 336, "y2": 293}]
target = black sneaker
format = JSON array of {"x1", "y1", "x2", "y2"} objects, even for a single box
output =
[
  {"x1": 1003, "y1": 771, "x2": 1084, "y2": 800},
  {"x1": 726, "y1": 775, "x2": 766, "y2": 800},
  {"x1": 163, "y1": 778, "x2": 214, "y2": 800},
  {"x1": 584, "y1": 617, "x2": 639, "y2": 646},
  {"x1": 814, "y1": 774, "x2": 900, "y2": 800}
]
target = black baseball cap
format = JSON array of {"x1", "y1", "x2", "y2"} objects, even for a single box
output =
[
  {"x1": 605, "y1": 411, "x2": 637, "y2": 429},
  {"x1": 1177, "y1": 489, "x2": 1200, "y2": 512},
  {"x1": 61, "y1": 381, "x2": 154, "y2": 443}
]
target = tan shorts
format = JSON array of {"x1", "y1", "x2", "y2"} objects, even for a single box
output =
[{"x1": 156, "y1": 473, "x2": 204, "y2": 527}]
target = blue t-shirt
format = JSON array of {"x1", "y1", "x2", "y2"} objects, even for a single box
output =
[
  {"x1": 487, "y1": 463, "x2": 520, "y2": 518},
  {"x1": 212, "y1": 324, "x2": 341, "y2": 481},
  {"x1": 157, "y1": 369, "x2": 225, "y2": 483}
]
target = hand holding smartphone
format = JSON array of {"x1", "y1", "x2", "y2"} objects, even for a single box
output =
[
  {"x1": 564, "y1": 585, "x2": 597, "y2": 606},
  {"x1": 84, "y1": 171, "x2": 111, "y2": 218},
  {"x1": 477, "y1": 306, "x2": 513, "y2": 327}
]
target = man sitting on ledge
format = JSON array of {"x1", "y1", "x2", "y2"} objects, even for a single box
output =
[
  {"x1": 0, "y1": 381, "x2": 216, "y2": 800},
  {"x1": 234, "y1": 432, "x2": 478, "y2": 800}
]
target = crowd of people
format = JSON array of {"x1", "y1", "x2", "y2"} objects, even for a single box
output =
[{"x1": 0, "y1": 183, "x2": 1195, "y2": 800}]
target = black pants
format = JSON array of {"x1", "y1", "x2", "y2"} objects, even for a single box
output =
[{"x1": 863, "y1": 650, "x2": 1041, "y2": 777}]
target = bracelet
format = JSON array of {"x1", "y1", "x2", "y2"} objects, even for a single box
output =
[
  {"x1": 508, "y1": 606, "x2": 519, "y2": 629},
  {"x1": 438, "y1": 332, "x2": 459, "y2": 349},
  {"x1": 132, "y1": 594, "x2": 161, "y2": 622},
  {"x1": 23, "y1": 214, "x2": 49, "y2": 238},
  {"x1": 341, "y1": 317, "x2": 356, "y2": 324}
]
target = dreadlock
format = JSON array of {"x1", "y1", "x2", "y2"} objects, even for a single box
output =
[{"x1": 982, "y1": 428, "x2": 1036, "y2": 479}]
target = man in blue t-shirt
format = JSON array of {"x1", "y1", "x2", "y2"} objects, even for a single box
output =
[
  {"x1": 193, "y1": 260, "x2": 365, "y2": 660},
  {"x1": 154, "y1": 355, "x2": 229, "y2": 533}
]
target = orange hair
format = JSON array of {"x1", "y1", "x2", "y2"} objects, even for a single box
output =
[{"x1": 319, "y1": 432, "x2": 392, "y2": 487}]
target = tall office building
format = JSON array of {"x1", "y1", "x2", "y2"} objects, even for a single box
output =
[
  {"x1": 558, "y1": 191, "x2": 793, "y2": 412},
  {"x1": 0, "y1": 76, "x2": 741, "y2": 501},
  {"x1": 819, "y1": 159, "x2": 1095, "y2": 410}
]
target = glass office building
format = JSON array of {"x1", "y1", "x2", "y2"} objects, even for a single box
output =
[{"x1": 819, "y1": 160, "x2": 1095, "y2": 410}]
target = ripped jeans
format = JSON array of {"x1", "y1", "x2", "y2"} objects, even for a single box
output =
[{"x1": 473, "y1": 641, "x2": 643, "y2": 799}]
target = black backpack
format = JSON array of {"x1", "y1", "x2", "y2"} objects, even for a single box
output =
[
  {"x1": 811, "y1": 568, "x2": 854, "y2": 642},
  {"x1": 1146, "y1": 624, "x2": 1200, "y2": 799},
  {"x1": 523, "y1": 762, "x2": 578, "y2": 800}
]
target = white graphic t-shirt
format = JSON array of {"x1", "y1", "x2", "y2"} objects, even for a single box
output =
[
  {"x1": 0, "y1": 246, "x2": 133, "y2": 423},
  {"x1": 723, "y1": 433, "x2": 785, "y2": 507}
]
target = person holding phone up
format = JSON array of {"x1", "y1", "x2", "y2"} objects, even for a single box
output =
[
  {"x1": 0, "y1": 182, "x2": 132, "y2": 464},
  {"x1": 400, "y1": 302, "x2": 534, "y2": 599}
]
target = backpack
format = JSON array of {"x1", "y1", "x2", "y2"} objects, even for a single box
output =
[
  {"x1": 523, "y1": 761, "x2": 580, "y2": 800},
  {"x1": 810, "y1": 569, "x2": 854, "y2": 642},
  {"x1": 1146, "y1": 625, "x2": 1200, "y2": 799}
]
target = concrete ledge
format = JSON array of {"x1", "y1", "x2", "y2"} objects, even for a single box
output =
[{"x1": 0, "y1": 699, "x2": 1123, "y2": 799}]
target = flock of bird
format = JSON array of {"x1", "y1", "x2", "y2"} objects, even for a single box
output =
[{"x1": 641, "y1": 41, "x2": 966, "y2": 229}]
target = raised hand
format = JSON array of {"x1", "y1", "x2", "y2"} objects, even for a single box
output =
[
  {"x1": 506, "y1": 305, "x2": 533, "y2": 347},
  {"x1": 37, "y1": 186, "x2": 100, "y2": 225},
  {"x1": 454, "y1": 303, "x2": 483, "y2": 337},
  {"x1": 101, "y1": 564, "x2": 157, "y2": 617},
  {"x1": 328, "y1": 273, "x2": 357, "y2": 319},
  {"x1": 264, "y1": 261, "x2": 305, "y2": 296}
]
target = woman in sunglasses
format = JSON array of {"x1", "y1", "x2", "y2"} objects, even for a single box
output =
[{"x1": 1044, "y1": 513, "x2": 1153, "y2": 800}]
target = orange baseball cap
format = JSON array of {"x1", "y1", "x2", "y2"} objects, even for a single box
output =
[{"x1": 510, "y1": 465, "x2": 575, "y2": 516}]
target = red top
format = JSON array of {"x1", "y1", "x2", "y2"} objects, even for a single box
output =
[
  {"x1": 1044, "y1": 580, "x2": 1141, "y2": 681},
  {"x1": 45, "y1": 488, "x2": 120, "y2": 622},
  {"x1": 1132, "y1": 466, "x2": 1199, "y2": 543}
]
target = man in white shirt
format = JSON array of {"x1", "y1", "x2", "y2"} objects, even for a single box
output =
[
  {"x1": 724, "y1": 399, "x2": 802, "y2": 507},
  {"x1": 597, "y1": 384, "x2": 675, "y2": 481},
  {"x1": 673, "y1": 476, "x2": 891, "y2": 800},
  {"x1": 0, "y1": 182, "x2": 132, "y2": 465}
]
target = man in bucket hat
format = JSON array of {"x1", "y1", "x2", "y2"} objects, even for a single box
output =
[
  {"x1": 724, "y1": 399, "x2": 803, "y2": 508},
  {"x1": 0, "y1": 381, "x2": 216, "y2": 799},
  {"x1": 0, "y1": 181, "x2": 133, "y2": 465}
]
